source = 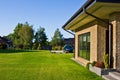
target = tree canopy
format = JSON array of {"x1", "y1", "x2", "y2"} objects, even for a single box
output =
[
  {"x1": 7, "y1": 22, "x2": 34, "y2": 49},
  {"x1": 6, "y1": 22, "x2": 64, "y2": 50},
  {"x1": 34, "y1": 27, "x2": 48, "y2": 50},
  {"x1": 51, "y1": 28, "x2": 63, "y2": 49}
]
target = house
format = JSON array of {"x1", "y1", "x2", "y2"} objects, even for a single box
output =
[
  {"x1": 0, "y1": 36, "x2": 13, "y2": 49},
  {"x1": 62, "y1": 0, "x2": 120, "y2": 69},
  {"x1": 63, "y1": 38, "x2": 75, "y2": 47}
]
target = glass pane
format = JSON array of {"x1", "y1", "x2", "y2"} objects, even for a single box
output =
[
  {"x1": 83, "y1": 50, "x2": 87, "y2": 59},
  {"x1": 88, "y1": 35, "x2": 90, "y2": 42},
  {"x1": 83, "y1": 35, "x2": 86, "y2": 42},
  {"x1": 78, "y1": 32, "x2": 90, "y2": 61}
]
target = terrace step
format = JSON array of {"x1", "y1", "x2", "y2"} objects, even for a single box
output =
[
  {"x1": 109, "y1": 72, "x2": 120, "y2": 80},
  {"x1": 102, "y1": 75, "x2": 117, "y2": 80}
]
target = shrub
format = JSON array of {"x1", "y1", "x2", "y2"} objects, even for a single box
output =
[
  {"x1": 0, "y1": 42, "x2": 7, "y2": 49},
  {"x1": 103, "y1": 53, "x2": 109, "y2": 69},
  {"x1": 52, "y1": 46, "x2": 62, "y2": 50},
  {"x1": 18, "y1": 44, "x2": 23, "y2": 49},
  {"x1": 86, "y1": 62, "x2": 91, "y2": 70},
  {"x1": 55, "y1": 47, "x2": 58, "y2": 50},
  {"x1": 91, "y1": 61, "x2": 97, "y2": 66},
  {"x1": 52, "y1": 47, "x2": 55, "y2": 50},
  {"x1": 32, "y1": 43, "x2": 38, "y2": 50},
  {"x1": 95, "y1": 61, "x2": 105, "y2": 68},
  {"x1": 37, "y1": 44, "x2": 41, "y2": 50},
  {"x1": 57, "y1": 46, "x2": 61, "y2": 50},
  {"x1": 23, "y1": 45, "x2": 30, "y2": 50}
]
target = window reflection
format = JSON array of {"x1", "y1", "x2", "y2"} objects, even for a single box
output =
[{"x1": 79, "y1": 32, "x2": 90, "y2": 60}]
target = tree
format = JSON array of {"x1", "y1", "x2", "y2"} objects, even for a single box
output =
[
  {"x1": 7, "y1": 23, "x2": 23, "y2": 48},
  {"x1": 7, "y1": 22, "x2": 34, "y2": 49},
  {"x1": 51, "y1": 28, "x2": 63, "y2": 50},
  {"x1": 19, "y1": 22, "x2": 34, "y2": 49},
  {"x1": 34, "y1": 27, "x2": 48, "y2": 50},
  {"x1": 7, "y1": 33, "x2": 15, "y2": 43}
]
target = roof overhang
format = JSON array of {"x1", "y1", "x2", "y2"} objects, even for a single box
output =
[{"x1": 62, "y1": 0, "x2": 120, "y2": 31}]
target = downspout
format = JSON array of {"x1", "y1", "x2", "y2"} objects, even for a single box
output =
[
  {"x1": 83, "y1": 8, "x2": 113, "y2": 68},
  {"x1": 63, "y1": 29, "x2": 75, "y2": 58},
  {"x1": 109, "y1": 24, "x2": 113, "y2": 68}
]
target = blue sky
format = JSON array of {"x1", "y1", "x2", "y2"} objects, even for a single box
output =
[{"x1": 0, "y1": 0, "x2": 86, "y2": 41}]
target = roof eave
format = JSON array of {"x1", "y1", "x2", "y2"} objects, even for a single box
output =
[
  {"x1": 62, "y1": 0, "x2": 96, "y2": 29},
  {"x1": 62, "y1": 0, "x2": 120, "y2": 30}
]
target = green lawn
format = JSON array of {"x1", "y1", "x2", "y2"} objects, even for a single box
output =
[{"x1": 0, "y1": 50, "x2": 104, "y2": 80}]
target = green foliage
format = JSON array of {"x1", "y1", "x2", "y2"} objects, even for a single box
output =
[
  {"x1": 7, "y1": 23, "x2": 49, "y2": 50},
  {"x1": 103, "y1": 53, "x2": 109, "y2": 69},
  {"x1": 19, "y1": 22, "x2": 34, "y2": 46},
  {"x1": 13, "y1": 23, "x2": 23, "y2": 45},
  {"x1": 34, "y1": 27, "x2": 48, "y2": 49},
  {"x1": 37, "y1": 43, "x2": 41, "y2": 50},
  {"x1": 51, "y1": 28, "x2": 63, "y2": 49},
  {"x1": 86, "y1": 62, "x2": 91, "y2": 70},
  {"x1": 7, "y1": 22, "x2": 34, "y2": 49},
  {"x1": 91, "y1": 61, "x2": 97, "y2": 66},
  {"x1": 0, "y1": 42, "x2": 7, "y2": 49},
  {"x1": 32, "y1": 43, "x2": 37, "y2": 50},
  {"x1": 52, "y1": 46, "x2": 63, "y2": 50},
  {"x1": 18, "y1": 44, "x2": 23, "y2": 49}
]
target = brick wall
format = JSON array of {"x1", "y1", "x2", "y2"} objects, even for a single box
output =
[
  {"x1": 110, "y1": 12, "x2": 120, "y2": 69},
  {"x1": 74, "y1": 20, "x2": 108, "y2": 66},
  {"x1": 116, "y1": 19, "x2": 120, "y2": 69},
  {"x1": 97, "y1": 21, "x2": 108, "y2": 61}
]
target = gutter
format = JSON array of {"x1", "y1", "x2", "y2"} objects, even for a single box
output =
[
  {"x1": 63, "y1": 29, "x2": 75, "y2": 36},
  {"x1": 83, "y1": 8, "x2": 113, "y2": 68},
  {"x1": 62, "y1": 0, "x2": 95, "y2": 29}
]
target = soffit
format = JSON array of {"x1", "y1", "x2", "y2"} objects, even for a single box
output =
[{"x1": 65, "y1": 2, "x2": 120, "y2": 31}]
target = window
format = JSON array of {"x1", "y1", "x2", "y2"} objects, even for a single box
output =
[{"x1": 79, "y1": 32, "x2": 90, "y2": 60}]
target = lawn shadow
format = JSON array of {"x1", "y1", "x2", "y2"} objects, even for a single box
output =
[{"x1": 0, "y1": 49, "x2": 38, "y2": 54}]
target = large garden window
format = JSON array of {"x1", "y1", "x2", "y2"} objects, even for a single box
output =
[{"x1": 79, "y1": 32, "x2": 90, "y2": 60}]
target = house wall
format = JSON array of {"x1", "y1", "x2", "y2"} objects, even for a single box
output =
[
  {"x1": 97, "y1": 21, "x2": 108, "y2": 61},
  {"x1": 74, "y1": 20, "x2": 108, "y2": 66},
  {"x1": 110, "y1": 12, "x2": 120, "y2": 69}
]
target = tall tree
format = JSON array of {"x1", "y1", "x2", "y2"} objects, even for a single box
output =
[
  {"x1": 34, "y1": 27, "x2": 48, "y2": 49},
  {"x1": 51, "y1": 28, "x2": 63, "y2": 49},
  {"x1": 7, "y1": 22, "x2": 34, "y2": 49},
  {"x1": 8, "y1": 23, "x2": 23, "y2": 47},
  {"x1": 19, "y1": 22, "x2": 34, "y2": 49}
]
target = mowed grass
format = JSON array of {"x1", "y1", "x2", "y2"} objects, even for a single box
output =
[{"x1": 0, "y1": 50, "x2": 104, "y2": 80}]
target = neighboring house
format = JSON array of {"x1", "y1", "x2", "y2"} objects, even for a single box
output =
[
  {"x1": 0, "y1": 36, "x2": 13, "y2": 49},
  {"x1": 62, "y1": 0, "x2": 120, "y2": 69},
  {"x1": 63, "y1": 38, "x2": 75, "y2": 47},
  {"x1": 42, "y1": 45, "x2": 52, "y2": 50}
]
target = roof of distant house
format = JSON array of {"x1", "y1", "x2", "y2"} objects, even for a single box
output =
[{"x1": 0, "y1": 36, "x2": 12, "y2": 44}]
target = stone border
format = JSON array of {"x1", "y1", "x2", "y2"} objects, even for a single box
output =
[
  {"x1": 50, "y1": 50, "x2": 64, "y2": 53},
  {"x1": 89, "y1": 64, "x2": 109, "y2": 76},
  {"x1": 89, "y1": 64, "x2": 116, "y2": 76}
]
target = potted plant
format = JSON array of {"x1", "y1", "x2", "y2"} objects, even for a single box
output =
[
  {"x1": 89, "y1": 53, "x2": 110, "y2": 76},
  {"x1": 103, "y1": 53, "x2": 109, "y2": 69}
]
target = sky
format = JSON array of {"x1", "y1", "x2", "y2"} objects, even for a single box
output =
[{"x1": 0, "y1": 0, "x2": 87, "y2": 41}]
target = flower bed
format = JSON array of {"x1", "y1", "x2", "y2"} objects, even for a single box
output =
[{"x1": 89, "y1": 64, "x2": 109, "y2": 76}]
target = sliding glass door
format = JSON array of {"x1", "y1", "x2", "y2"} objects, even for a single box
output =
[{"x1": 79, "y1": 32, "x2": 90, "y2": 60}]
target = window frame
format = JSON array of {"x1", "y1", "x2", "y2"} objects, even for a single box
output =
[{"x1": 78, "y1": 32, "x2": 90, "y2": 61}]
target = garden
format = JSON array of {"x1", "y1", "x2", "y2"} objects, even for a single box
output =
[{"x1": 0, "y1": 50, "x2": 104, "y2": 80}]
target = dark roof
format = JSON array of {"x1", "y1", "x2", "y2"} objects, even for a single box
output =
[
  {"x1": 62, "y1": 0, "x2": 120, "y2": 29},
  {"x1": 0, "y1": 36, "x2": 12, "y2": 44}
]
